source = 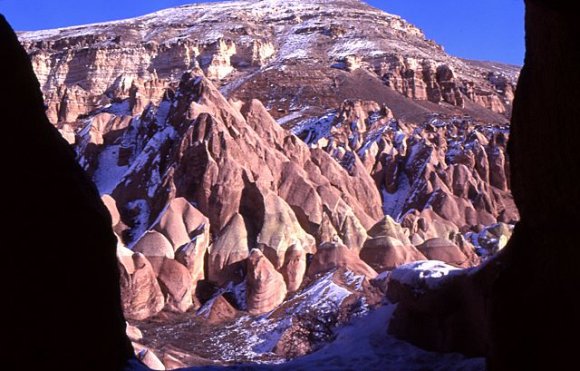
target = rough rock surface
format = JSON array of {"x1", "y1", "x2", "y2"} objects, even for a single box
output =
[
  {"x1": 148, "y1": 257, "x2": 195, "y2": 313},
  {"x1": 18, "y1": 0, "x2": 517, "y2": 126},
  {"x1": 308, "y1": 241, "x2": 378, "y2": 279},
  {"x1": 246, "y1": 249, "x2": 288, "y2": 315},
  {"x1": 4, "y1": 0, "x2": 541, "y2": 368},
  {"x1": 118, "y1": 252, "x2": 165, "y2": 320},
  {"x1": 360, "y1": 216, "x2": 426, "y2": 272},
  {"x1": 416, "y1": 238, "x2": 480, "y2": 268},
  {"x1": 206, "y1": 213, "x2": 249, "y2": 286}
]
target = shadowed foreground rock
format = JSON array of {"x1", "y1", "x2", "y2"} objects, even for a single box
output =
[
  {"x1": 488, "y1": 1, "x2": 579, "y2": 369},
  {"x1": 387, "y1": 1, "x2": 580, "y2": 369},
  {"x1": 1, "y1": 15, "x2": 133, "y2": 370}
]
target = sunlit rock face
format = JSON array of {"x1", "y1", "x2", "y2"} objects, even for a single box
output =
[{"x1": 19, "y1": 0, "x2": 517, "y2": 126}]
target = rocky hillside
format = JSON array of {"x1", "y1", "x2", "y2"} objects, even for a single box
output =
[
  {"x1": 16, "y1": 0, "x2": 519, "y2": 368},
  {"x1": 20, "y1": 0, "x2": 517, "y2": 126}
]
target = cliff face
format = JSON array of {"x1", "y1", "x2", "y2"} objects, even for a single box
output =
[{"x1": 19, "y1": 0, "x2": 517, "y2": 127}]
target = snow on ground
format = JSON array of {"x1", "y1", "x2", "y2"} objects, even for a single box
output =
[
  {"x1": 179, "y1": 304, "x2": 484, "y2": 371},
  {"x1": 197, "y1": 270, "x2": 364, "y2": 364},
  {"x1": 93, "y1": 145, "x2": 129, "y2": 195},
  {"x1": 381, "y1": 174, "x2": 411, "y2": 220},
  {"x1": 390, "y1": 260, "x2": 462, "y2": 290},
  {"x1": 126, "y1": 199, "x2": 151, "y2": 248},
  {"x1": 276, "y1": 111, "x2": 305, "y2": 126},
  {"x1": 290, "y1": 112, "x2": 337, "y2": 146}
]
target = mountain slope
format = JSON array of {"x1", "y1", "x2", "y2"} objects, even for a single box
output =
[{"x1": 19, "y1": 0, "x2": 517, "y2": 125}]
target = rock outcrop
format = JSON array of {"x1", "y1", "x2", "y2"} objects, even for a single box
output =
[
  {"x1": 246, "y1": 249, "x2": 288, "y2": 315},
  {"x1": 207, "y1": 213, "x2": 249, "y2": 286},
  {"x1": 18, "y1": 0, "x2": 517, "y2": 127},
  {"x1": 308, "y1": 241, "x2": 378, "y2": 279},
  {"x1": 7, "y1": 0, "x2": 557, "y2": 368},
  {"x1": 360, "y1": 216, "x2": 426, "y2": 272},
  {"x1": 416, "y1": 238, "x2": 479, "y2": 268},
  {"x1": 118, "y1": 252, "x2": 165, "y2": 320}
]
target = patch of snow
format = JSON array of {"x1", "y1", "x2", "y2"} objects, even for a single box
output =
[
  {"x1": 328, "y1": 39, "x2": 381, "y2": 59},
  {"x1": 342, "y1": 270, "x2": 365, "y2": 291},
  {"x1": 382, "y1": 173, "x2": 411, "y2": 219},
  {"x1": 126, "y1": 199, "x2": 151, "y2": 248},
  {"x1": 291, "y1": 112, "x2": 337, "y2": 146},
  {"x1": 278, "y1": 305, "x2": 484, "y2": 371},
  {"x1": 183, "y1": 303, "x2": 484, "y2": 370},
  {"x1": 103, "y1": 100, "x2": 131, "y2": 116},
  {"x1": 283, "y1": 271, "x2": 354, "y2": 316},
  {"x1": 276, "y1": 111, "x2": 305, "y2": 126},
  {"x1": 390, "y1": 260, "x2": 462, "y2": 290},
  {"x1": 93, "y1": 145, "x2": 129, "y2": 195}
]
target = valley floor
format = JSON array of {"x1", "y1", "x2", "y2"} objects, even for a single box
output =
[{"x1": 129, "y1": 304, "x2": 484, "y2": 370}]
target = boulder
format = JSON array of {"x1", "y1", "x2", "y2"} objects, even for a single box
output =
[
  {"x1": 246, "y1": 249, "x2": 287, "y2": 315},
  {"x1": 360, "y1": 235, "x2": 426, "y2": 272},
  {"x1": 205, "y1": 295, "x2": 238, "y2": 324},
  {"x1": 206, "y1": 213, "x2": 249, "y2": 286},
  {"x1": 307, "y1": 241, "x2": 377, "y2": 279},
  {"x1": 118, "y1": 253, "x2": 165, "y2": 320},
  {"x1": 417, "y1": 238, "x2": 479, "y2": 268},
  {"x1": 133, "y1": 231, "x2": 175, "y2": 259},
  {"x1": 280, "y1": 244, "x2": 307, "y2": 292},
  {"x1": 152, "y1": 197, "x2": 210, "y2": 251},
  {"x1": 148, "y1": 257, "x2": 195, "y2": 313}
]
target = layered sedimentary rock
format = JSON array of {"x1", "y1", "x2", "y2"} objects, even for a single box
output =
[
  {"x1": 206, "y1": 213, "x2": 249, "y2": 286},
  {"x1": 308, "y1": 241, "x2": 378, "y2": 279},
  {"x1": 292, "y1": 99, "x2": 519, "y2": 239},
  {"x1": 18, "y1": 0, "x2": 517, "y2": 128}
]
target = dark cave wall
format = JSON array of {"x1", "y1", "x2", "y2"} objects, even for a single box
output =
[
  {"x1": 489, "y1": 1, "x2": 580, "y2": 369},
  {"x1": 1, "y1": 15, "x2": 133, "y2": 370}
]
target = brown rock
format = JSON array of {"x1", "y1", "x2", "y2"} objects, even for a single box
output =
[
  {"x1": 207, "y1": 213, "x2": 249, "y2": 286},
  {"x1": 360, "y1": 235, "x2": 426, "y2": 272},
  {"x1": 148, "y1": 257, "x2": 194, "y2": 313},
  {"x1": 132, "y1": 230, "x2": 175, "y2": 259},
  {"x1": 125, "y1": 323, "x2": 143, "y2": 342},
  {"x1": 118, "y1": 253, "x2": 165, "y2": 320},
  {"x1": 246, "y1": 249, "x2": 287, "y2": 315},
  {"x1": 417, "y1": 238, "x2": 479, "y2": 268},
  {"x1": 134, "y1": 343, "x2": 166, "y2": 370},
  {"x1": 204, "y1": 295, "x2": 238, "y2": 324},
  {"x1": 256, "y1": 189, "x2": 317, "y2": 270},
  {"x1": 280, "y1": 244, "x2": 307, "y2": 292},
  {"x1": 152, "y1": 197, "x2": 210, "y2": 250},
  {"x1": 367, "y1": 216, "x2": 413, "y2": 244},
  {"x1": 162, "y1": 353, "x2": 187, "y2": 370},
  {"x1": 307, "y1": 241, "x2": 377, "y2": 279},
  {"x1": 386, "y1": 262, "x2": 487, "y2": 357}
]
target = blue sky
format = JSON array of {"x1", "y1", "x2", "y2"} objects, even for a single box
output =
[{"x1": 0, "y1": 0, "x2": 524, "y2": 65}]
